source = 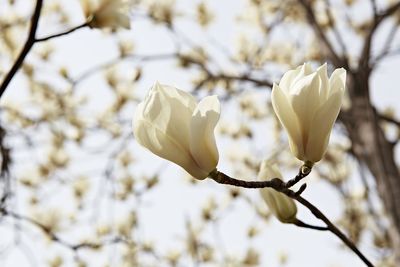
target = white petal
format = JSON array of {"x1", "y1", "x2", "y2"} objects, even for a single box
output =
[
  {"x1": 316, "y1": 63, "x2": 329, "y2": 101},
  {"x1": 279, "y1": 67, "x2": 301, "y2": 92},
  {"x1": 290, "y1": 73, "x2": 321, "y2": 147},
  {"x1": 305, "y1": 91, "x2": 343, "y2": 162},
  {"x1": 156, "y1": 82, "x2": 197, "y2": 111},
  {"x1": 271, "y1": 84, "x2": 304, "y2": 160},
  {"x1": 329, "y1": 68, "x2": 346, "y2": 97},
  {"x1": 189, "y1": 95, "x2": 220, "y2": 176},
  {"x1": 133, "y1": 117, "x2": 207, "y2": 178},
  {"x1": 144, "y1": 83, "x2": 195, "y2": 150},
  {"x1": 301, "y1": 62, "x2": 313, "y2": 76}
]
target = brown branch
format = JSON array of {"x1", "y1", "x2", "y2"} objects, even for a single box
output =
[
  {"x1": 293, "y1": 219, "x2": 329, "y2": 231},
  {"x1": 208, "y1": 170, "x2": 374, "y2": 267},
  {"x1": 0, "y1": 0, "x2": 43, "y2": 99},
  {"x1": 182, "y1": 54, "x2": 273, "y2": 91},
  {"x1": 35, "y1": 22, "x2": 89, "y2": 43},
  {"x1": 285, "y1": 164, "x2": 312, "y2": 188},
  {"x1": 294, "y1": 194, "x2": 374, "y2": 267}
]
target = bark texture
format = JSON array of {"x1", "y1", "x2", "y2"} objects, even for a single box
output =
[{"x1": 341, "y1": 72, "x2": 400, "y2": 264}]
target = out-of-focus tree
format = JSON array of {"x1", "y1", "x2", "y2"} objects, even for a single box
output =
[{"x1": 0, "y1": 0, "x2": 399, "y2": 266}]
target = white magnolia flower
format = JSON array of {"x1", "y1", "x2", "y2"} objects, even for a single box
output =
[
  {"x1": 81, "y1": 0, "x2": 131, "y2": 29},
  {"x1": 133, "y1": 83, "x2": 220, "y2": 179},
  {"x1": 271, "y1": 63, "x2": 346, "y2": 164},
  {"x1": 259, "y1": 161, "x2": 297, "y2": 223}
]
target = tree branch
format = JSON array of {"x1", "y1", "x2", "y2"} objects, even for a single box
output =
[
  {"x1": 35, "y1": 22, "x2": 89, "y2": 43},
  {"x1": 0, "y1": 208, "x2": 123, "y2": 251},
  {"x1": 0, "y1": 0, "x2": 43, "y2": 99},
  {"x1": 324, "y1": 0, "x2": 349, "y2": 60},
  {"x1": 294, "y1": 219, "x2": 329, "y2": 231},
  {"x1": 373, "y1": 21, "x2": 399, "y2": 65},
  {"x1": 359, "y1": 1, "x2": 400, "y2": 70},
  {"x1": 379, "y1": 112, "x2": 400, "y2": 128},
  {"x1": 208, "y1": 170, "x2": 374, "y2": 267}
]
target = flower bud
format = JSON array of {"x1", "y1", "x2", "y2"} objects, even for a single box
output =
[
  {"x1": 133, "y1": 82, "x2": 220, "y2": 179},
  {"x1": 271, "y1": 63, "x2": 346, "y2": 163},
  {"x1": 81, "y1": 0, "x2": 131, "y2": 29},
  {"x1": 259, "y1": 161, "x2": 297, "y2": 223}
]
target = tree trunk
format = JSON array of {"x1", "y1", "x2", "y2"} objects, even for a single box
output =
[{"x1": 341, "y1": 72, "x2": 400, "y2": 264}]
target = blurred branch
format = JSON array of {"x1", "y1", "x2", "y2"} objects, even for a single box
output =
[
  {"x1": 72, "y1": 53, "x2": 179, "y2": 84},
  {"x1": 35, "y1": 22, "x2": 89, "y2": 43},
  {"x1": 1, "y1": 208, "x2": 125, "y2": 251},
  {"x1": 297, "y1": 0, "x2": 345, "y2": 67},
  {"x1": 324, "y1": 0, "x2": 349, "y2": 59},
  {"x1": 357, "y1": 162, "x2": 387, "y2": 234},
  {"x1": 373, "y1": 22, "x2": 399, "y2": 65},
  {"x1": 0, "y1": 125, "x2": 11, "y2": 208},
  {"x1": 370, "y1": 0, "x2": 378, "y2": 21},
  {"x1": 209, "y1": 170, "x2": 374, "y2": 267},
  {"x1": 194, "y1": 72, "x2": 273, "y2": 92},
  {"x1": 0, "y1": 0, "x2": 43, "y2": 99},
  {"x1": 378, "y1": 112, "x2": 400, "y2": 129},
  {"x1": 359, "y1": 1, "x2": 400, "y2": 70}
]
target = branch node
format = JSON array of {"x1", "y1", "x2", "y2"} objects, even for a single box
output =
[{"x1": 295, "y1": 184, "x2": 307, "y2": 196}]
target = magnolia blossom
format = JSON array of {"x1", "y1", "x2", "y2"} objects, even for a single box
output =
[
  {"x1": 271, "y1": 63, "x2": 346, "y2": 164},
  {"x1": 133, "y1": 83, "x2": 220, "y2": 180},
  {"x1": 259, "y1": 161, "x2": 297, "y2": 223},
  {"x1": 81, "y1": 0, "x2": 131, "y2": 29}
]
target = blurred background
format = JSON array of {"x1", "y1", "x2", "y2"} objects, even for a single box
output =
[{"x1": 0, "y1": 0, "x2": 400, "y2": 266}]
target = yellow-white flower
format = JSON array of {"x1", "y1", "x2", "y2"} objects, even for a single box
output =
[
  {"x1": 271, "y1": 63, "x2": 346, "y2": 164},
  {"x1": 81, "y1": 0, "x2": 131, "y2": 29},
  {"x1": 259, "y1": 161, "x2": 297, "y2": 223},
  {"x1": 133, "y1": 83, "x2": 220, "y2": 179}
]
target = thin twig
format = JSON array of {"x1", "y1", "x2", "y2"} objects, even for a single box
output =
[
  {"x1": 294, "y1": 194, "x2": 374, "y2": 267},
  {"x1": 208, "y1": 170, "x2": 374, "y2": 267},
  {"x1": 359, "y1": 1, "x2": 400, "y2": 69},
  {"x1": 1, "y1": 208, "x2": 123, "y2": 251},
  {"x1": 294, "y1": 219, "x2": 329, "y2": 231},
  {"x1": 284, "y1": 163, "x2": 312, "y2": 188},
  {"x1": 35, "y1": 22, "x2": 89, "y2": 43},
  {"x1": 373, "y1": 22, "x2": 400, "y2": 65},
  {"x1": 0, "y1": 0, "x2": 43, "y2": 99}
]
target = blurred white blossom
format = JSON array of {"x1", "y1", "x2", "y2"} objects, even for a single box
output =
[{"x1": 81, "y1": 0, "x2": 131, "y2": 29}]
